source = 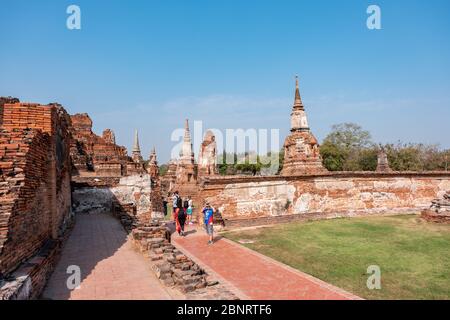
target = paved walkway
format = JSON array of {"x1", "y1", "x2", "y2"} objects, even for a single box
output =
[
  {"x1": 43, "y1": 213, "x2": 176, "y2": 300},
  {"x1": 172, "y1": 225, "x2": 361, "y2": 300}
]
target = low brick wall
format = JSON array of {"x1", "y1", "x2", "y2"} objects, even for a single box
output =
[
  {"x1": 112, "y1": 201, "x2": 138, "y2": 232},
  {"x1": 421, "y1": 209, "x2": 450, "y2": 224},
  {"x1": 0, "y1": 219, "x2": 74, "y2": 300},
  {"x1": 199, "y1": 172, "x2": 450, "y2": 226}
]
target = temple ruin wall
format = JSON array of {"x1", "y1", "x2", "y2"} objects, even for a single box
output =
[{"x1": 199, "y1": 172, "x2": 450, "y2": 226}]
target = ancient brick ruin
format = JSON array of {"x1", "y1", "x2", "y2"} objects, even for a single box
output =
[
  {"x1": 161, "y1": 120, "x2": 219, "y2": 221},
  {"x1": 198, "y1": 130, "x2": 218, "y2": 177},
  {"x1": 0, "y1": 100, "x2": 73, "y2": 299},
  {"x1": 376, "y1": 146, "x2": 392, "y2": 172},
  {"x1": 198, "y1": 172, "x2": 450, "y2": 228},
  {"x1": 421, "y1": 192, "x2": 450, "y2": 223},
  {"x1": 70, "y1": 113, "x2": 146, "y2": 177},
  {"x1": 156, "y1": 79, "x2": 450, "y2": 229},
  {"x1": 0, "y1": 98, "x2": 163, "y2": 299},
  {"x1": 0, "y1": 76, "x2": 449, "y2": 300},
  {"x1": 131, "y1": 221, "x2": 237, "y2": 299}
]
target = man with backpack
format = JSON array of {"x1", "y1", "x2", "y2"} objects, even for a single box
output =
[
  {"x1": 172, "y1": 191, "x2": 180, "y2": 222},
  {"x1": 202, "y1": 202, "x2": 215, "y2": 245}
]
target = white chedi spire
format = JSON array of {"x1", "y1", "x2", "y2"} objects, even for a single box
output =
[
  {"x1": 132, "y1": 129, "x2": 141, "y2": 153},
  {"x1": 290, "y1": 75, "x2": 309, "y2": 132},
  {"x1": 180, "y1": 119, "x2": 194, "y2": 163}
]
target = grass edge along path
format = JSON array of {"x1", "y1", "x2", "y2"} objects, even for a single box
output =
[{"x1": 223, "y1": 215, "x2": 450, "y2": 300}]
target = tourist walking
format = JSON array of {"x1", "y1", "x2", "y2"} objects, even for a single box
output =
[
  {"x1": 186, "y1": 196, "x2": 194, "y2": 225},
  {"x1": 172, "y1": 191, "x2": 180, "y2": 222},
  {"x1": 202, "y1": 202, "x2": 215, "y2": 245},
  {"x1": 177, "y1": 196, "x2": 187, "y2": 236}
]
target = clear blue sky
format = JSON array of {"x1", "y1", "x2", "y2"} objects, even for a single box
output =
[{"x1": 1, "y1": 0, "x2": 449, "y2": 162}]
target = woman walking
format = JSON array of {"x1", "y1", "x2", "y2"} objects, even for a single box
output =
[{"x1": 177, "y1": 198, "x2": 187, "y2": 236}]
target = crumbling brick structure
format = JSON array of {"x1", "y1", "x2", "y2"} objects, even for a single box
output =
[
  {"x1": 131, "y1": 220, "x2": 237, "y2": 299},
  {"x1": 199, "y1": 172, "x2": 450, "y2": 228},
  {"x1": 0, "y1": 100, "x2": 73, "y2": 299},
  {"x1": 281, "y1": 77, "x2": 327, "y2": 175},
  {"x1": 376, "y1": 147, "x2": 392, "y2": 172},
  {"x1": 198, "y1": 130, "x2": 218, "y2": 177},
  {"x1": 160, "y1": 120, "x2": 200, "y2": 219},
  {"x1": 70, "y1": 113, "x2": 144, "y2": 177},
  {"x1": 421, "y1": 191, "x2": 450, "y2": 223}
]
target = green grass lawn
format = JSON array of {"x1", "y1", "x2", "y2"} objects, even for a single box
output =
[{"x1": 223, "y1": 215, "x2": 450, "y2": 300}]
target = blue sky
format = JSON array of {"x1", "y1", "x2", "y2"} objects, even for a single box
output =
[{"x1": 1, "y1": 0, "x2": 449, "y2": 162}]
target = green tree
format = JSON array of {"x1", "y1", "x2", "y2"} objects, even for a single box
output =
[
  {"x1": 357, "y1": 147, "x2": 378, "y2": 171},
  {"x1": 320, "y1": 140, "x2": 347, "y2": 171},
  {"x1": 324, "y1": 123, "x2": 373, "y2": 151},
  {"x1": 320, "y1": 123, "x2": 374, "y2": 171}
]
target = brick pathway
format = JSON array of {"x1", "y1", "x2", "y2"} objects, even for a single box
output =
[
  {"x1": 172, "y1": 225, "x2": 361, "y2": 300},
  {"x1": 43, "y1": 213, "x2": 176, "y2": 300}
]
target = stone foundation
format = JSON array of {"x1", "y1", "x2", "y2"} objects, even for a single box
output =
[
  {"x1": 421, "y1": 209, "x2": 450, "y2": 224},
  {"x1": 130, "y1": 221, "x2": 237, "y2": 299}
]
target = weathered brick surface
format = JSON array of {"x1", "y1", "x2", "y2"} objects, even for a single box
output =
[
  {"x1": 0, "y1": 101, "x2": 73, "y2": 299},
  {"x1": 421, "y1": 209, "x2": 450, "y2": 223},
  {"x1": 420, "y1": 192, "x2": 450, "y2": 223},
  {"x1": 0, "y1": 129, "x2": 53, "y2": 275},
  {"x1": 0, "y1": 97, "x2": 20, "y2": 126},
  {"x1": 70, "y1": 113, "x2": 141, "y2": 177}
]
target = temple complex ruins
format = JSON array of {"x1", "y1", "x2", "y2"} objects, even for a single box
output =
[
  {"x1": 198, "y1": 130, "x2": 218, "y2": 177},
  {"x1": 0, "y1": 77, "x2": 449, "y2": 299},
  {"x1": 70, "y1": 113, "x2": 146, "y2": 177}
]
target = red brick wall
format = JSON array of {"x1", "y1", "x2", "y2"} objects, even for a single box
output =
[
  {"x1": 0, "y1": 129, "x2": 53, "y2": 275},
  {"x1": 69, "y1": 113, "x2": 131, "y2": 176},
  {"x1": 1, "y1": 103, "x2": 54, "y2": 134}
]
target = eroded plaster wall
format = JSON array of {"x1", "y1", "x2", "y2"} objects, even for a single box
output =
[
  {"x1": 72, "y1": 174, "x2": 153, "y2": 216},
  {"x1": 199, "y1": 173, "x2": 450, "y2": 223}
]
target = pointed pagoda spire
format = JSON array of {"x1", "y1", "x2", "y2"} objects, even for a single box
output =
[
  {"x1": 290, "y1": 75, "x2": 309, "y2": 132},
  {"x1": 131, "y1": 129, "x2": 143, "y2": 163},
  {"x1": 293, "y1": 75, "x2": 303, "y2": 109},
  {"x1": 149, "y1": 146, "x2": 157, "y2": 164},
  {"x1": 147, "y1": 146, "x2": 159, "y2": 177},
  {"x1": 184, "y1": 118, "x2": 191, "y2": 141},
  {"x1": 132, "y1": 129, "x2": 141, "y2": 153}
]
